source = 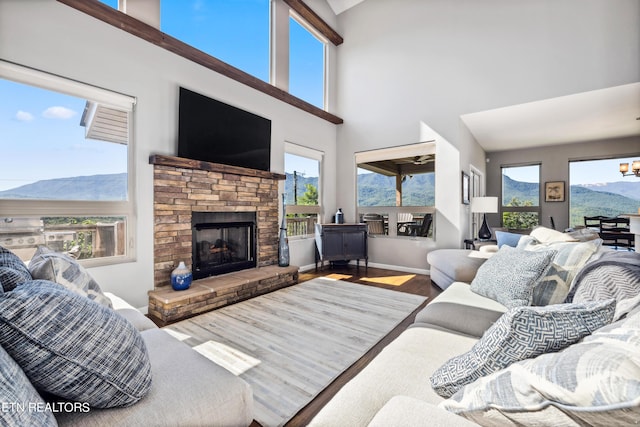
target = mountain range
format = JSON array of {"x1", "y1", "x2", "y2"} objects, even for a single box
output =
[{"x1": 2, "y1": 173, "x2": 638, "y2": 228}]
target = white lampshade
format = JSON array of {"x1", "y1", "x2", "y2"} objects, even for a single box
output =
[{"x1": 471, "y1": 196, "x2": 498, "y2": 214}]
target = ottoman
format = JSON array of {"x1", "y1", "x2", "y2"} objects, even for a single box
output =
[{"x1": 427, "y1": 249, "x2": 489, "y2": 290}]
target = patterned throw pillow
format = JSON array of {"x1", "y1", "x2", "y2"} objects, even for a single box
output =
[
  {"x1": 29, "y1": 245, "x2": 112, "y2": 308},
  {"x1": 568, "y1": 251, "x2": 640, "y2": 321},
  {"x1": 0, "y1": 280, "x2": 152, "y2": 408},
  {"x1": 440, "y1": 305, "x2": 640, "y2": 426},
  {"x1": 0, "y1": 245, "x2": 32, "y2": 292},
  {"x1": 517, "y1": 236, "x2": 602, "y2": 305},
  {"x1": 470, "y1": 246, "x2": 556, "y2": 308},
  {"x1": 430, "y1": 299, "x2": 615, "y2": 398},
  {"x1": 0, "y1": 344, "x2": 57, "y2": 426}
]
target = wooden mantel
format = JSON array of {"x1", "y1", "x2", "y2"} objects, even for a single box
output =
[{"x1": 149, "y1": 154, "x2": 286, "y2": 181}]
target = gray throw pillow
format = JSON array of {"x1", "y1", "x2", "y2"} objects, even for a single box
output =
[
  {"x1": 440, "y1": 305, "x2": 640, "y2": 426},
  {"x1": 430, "y1": 299, "x2": 615, "y2": 398},
  {"x1": 470, "y1": 246, "x2": 556, "y2": 308},
  {"x1": 0, "y1": 344, "x2": 57, "y2": 426},
  {"x1": 0, "y1": 245, "x2": 32, "y2": 292},
  {"x1": 28, "y1": 245, "x2": 112, "y2": 308},
  {"x1": 0, "y1": 280, "x2": 152, "y2": 408}
]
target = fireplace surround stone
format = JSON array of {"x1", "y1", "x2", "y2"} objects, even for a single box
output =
[{"x1": 148, "y1": 155, "x2": 298, "y2": 323}]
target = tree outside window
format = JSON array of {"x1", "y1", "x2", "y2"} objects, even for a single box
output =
[{"x1": 501, "y1": 165, "x2": 540, "y2": 230}]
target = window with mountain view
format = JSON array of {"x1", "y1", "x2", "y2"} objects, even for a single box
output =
[
  {"x1": 0, "y1": 63, "x2": 134, "y2": 264},
  {"x1": 569, "y1": 157, "x2": 640, "y2": 228},
  {"x1": 501, "y1": 164, "x2": 540, "y2": 230},
  {"x1": 285, "y1": 146, "x2": 322, "y2": 237}
]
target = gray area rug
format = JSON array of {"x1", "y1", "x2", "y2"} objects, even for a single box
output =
[{"x1": 163, "y1": 277, "x2": 427, "y2": 427}]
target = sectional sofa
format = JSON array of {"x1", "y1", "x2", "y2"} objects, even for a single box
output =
[
  {"x1": 310, "y1": 227, "x2": 640, "y2": 426},
  {"x1": 0, "y1": 245, "x2": 253, "y2": 427}
]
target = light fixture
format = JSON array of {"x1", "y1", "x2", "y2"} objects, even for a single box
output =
[
  {"x1": 471, "y1": 196, "x2": 498, "y2": 241},
  {"x1": 620, "y1": 160, "x2": 640, "y2": 177}
]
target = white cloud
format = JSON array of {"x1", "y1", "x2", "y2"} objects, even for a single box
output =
[
  {"x1": 15, "y1": 110, "x2": 34, "y2": 122},
  {"x1": 42, "y1": 106, "x2": 77, "y2": 120}
]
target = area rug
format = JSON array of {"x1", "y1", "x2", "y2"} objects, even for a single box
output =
[{"x1": 163, "y1": 277, "x2": 427, "y2": 427}]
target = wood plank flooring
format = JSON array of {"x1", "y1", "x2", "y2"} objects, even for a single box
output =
[{"x1": 279, "y1": 265, "x2": 442, "y2": 427}]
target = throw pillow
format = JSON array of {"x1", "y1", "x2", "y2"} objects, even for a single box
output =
[
  {"x1": 430, "y1": 299, "x2": 615, "y2": 398},
  {"x1": 494, "y1": 230, "x2": 522, "y2": 248},
  {"x1": 0, "y1": 344, "x2": 57, "y2": 426},
  {"x1": 0, "y1": 279, "x2": 152, "y2": 408},
  {"x1": 28, "y1": 245, "x2": 112, "y2": 308},
  {"x1": 530, "y1": 226, "x2": 578, "y2": 243},
  {"x1": 568, "y1": 251, "x2": 640, "y2": 321},
  {"x1": 440, "y1": 305, "x2": 640, "y2": 426},
  {"x1": 470, "y1": 246, "x2": 556, "y2": 308},
  {"x1": 0, "y1": 245, "x2": 32, "y2": 292},
  {"x1": 517, "y1": 237, "x2": 602, "y2": 305}
]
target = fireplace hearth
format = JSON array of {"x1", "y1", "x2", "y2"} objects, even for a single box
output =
[{"x1": 192, "y1": 212, "x2": 256, "y2": 279}]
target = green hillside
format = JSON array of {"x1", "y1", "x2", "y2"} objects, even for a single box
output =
[
  {"x1": 569, "y1": 186, "x2": 639, "y2": 227},
  {"x1": 0, "y1": 173, "x2": 127, "y2": 201}
]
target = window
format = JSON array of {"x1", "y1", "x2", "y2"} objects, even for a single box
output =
[
  {"x1": 356, "y1": 143, "x2": 436, "y2": 237},
  {"x1": 161, "y1": 0, "x2": 270, "y2": 82},
  {"x1": 284, "y1": 143, "x2": 322, "y2": 237},
  {"x1": 0, "y1": 61, "x2": 135, "y2": 264},
  {"x1": 569, "y1": 156, "x2": 640, "y2": 228},
  {"x1": 501, "y1": 164, "x2": 540, "y2": 230},
  {"x1": 289, "y1": 15, "x2": 326, "y2": 109}
]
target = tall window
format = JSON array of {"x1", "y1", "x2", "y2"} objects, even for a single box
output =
[
  {"x1": 501, "y1": 164, "x2": 540, "y2": 230},
  {"x1": 161, "y1": 0, "x2": 271, "y2": 82},
  {"x1": 284, "y1": 143, "x2": 322, "y2": 237},
  {"x1": 569, "y1": 157, "x2": 640, "y2": 228},
  {"x1": 0, "y1": 61, "x2": 135, "y2": 264},
  {"x1": 289, "y1": 15, "x2": 326, "y2": 109}
]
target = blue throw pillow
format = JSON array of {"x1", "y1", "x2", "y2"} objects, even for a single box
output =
[
  {"x1": 495, "y1": 230, "x2": 522, "y2": 248},
  {"x1": 0, "y1": 280, "x2": 152, "y2": 408},
  {"x1": 0, "y1": 344, "x2": 57, "y2": 426},
  {"x1": 0, "y1": 245, "x2": 32, "y2": 292}
]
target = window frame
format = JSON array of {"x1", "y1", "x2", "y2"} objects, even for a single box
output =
[
  {"x1": 0, "y1": 60, "x2": 137, "y2": 267},
  {"x1": 500, "y1": 163, "x2": 541, "y2": 230},
  {"x1": 284, "y1": 142, "x2": 323, "y2": 239}
]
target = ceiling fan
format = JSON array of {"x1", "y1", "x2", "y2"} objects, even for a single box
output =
[{"x1": 412, "y1": 155, "x2": 433, "y2": 165}]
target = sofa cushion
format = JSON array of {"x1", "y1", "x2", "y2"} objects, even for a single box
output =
[
  {"x1": 427, "y1": 249, "x2": 487, "y2": 288},
  {"x1": 430, "y1": 299, "x2": 615, "y2": 398},
  {"x1": 368, "y1": 396, "x2": 478, "y2": 427},
  {"x1": 470, "y1": 246, "x2": 556, "y2": 308},
  {"x1": 568, "y1": 251, "x2": 640, "y2": 321},
  {"x1": 0, "y1": 344, "x2": 58, "y2": 426},
  {"x1": 55, "y1": 329, "x2": 255, "y2": 427},
  {"x1": 0, "y1": 245, "x2": 32, "y2": 292},
  {"x1": 518, "y1": 236, "x2": 602, "y2": 305},
  {"x1": 0, "y1": 279, "x2": 152, "y2": 408},
  {"x1": 440, "y1": 305, "x2": 640, "y2": 426},
  {"x1": 29, "y1": 245, "x2": 112, "y2": 308}
]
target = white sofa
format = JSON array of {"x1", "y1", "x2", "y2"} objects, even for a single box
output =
[{"x1": 310, "y1": 228, "x2": 640, "y2": 426}]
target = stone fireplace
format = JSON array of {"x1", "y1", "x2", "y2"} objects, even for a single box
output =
[{"x1": 150, "y1": 154, "x2": 285, "y2": 289}]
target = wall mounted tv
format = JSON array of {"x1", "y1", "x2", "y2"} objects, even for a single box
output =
[{"x1": 178, "y1": 87, "x2": 271, "y2": 172}]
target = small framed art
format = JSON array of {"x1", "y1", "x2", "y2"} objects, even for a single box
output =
[
  {"x1": 462, "y1": 171, "x2": 470, "y2": 205},
  {"x1": 545, "y1": 181, "x2": 565, "y2": 202}
]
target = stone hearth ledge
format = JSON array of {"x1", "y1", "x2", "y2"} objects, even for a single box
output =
[{"x1": 148, "y1": 265, "x2": 299, "y2": 325}]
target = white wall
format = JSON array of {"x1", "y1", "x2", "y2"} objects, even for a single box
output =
[
  {"x1": 333, "y1": 0, "x2": 639, "y2": 267},
  {"x1": 0, "y1": 0, "x2": 338, "y2": 308}
]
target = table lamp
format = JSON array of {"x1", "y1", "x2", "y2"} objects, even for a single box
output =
[{"x1": 471, "y1": 196, "x2": 498, "y2": 241}]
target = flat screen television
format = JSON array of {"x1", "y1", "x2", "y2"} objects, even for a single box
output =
[{"x1": 178, "y1": 87, "x2": 271, "y2": 172}]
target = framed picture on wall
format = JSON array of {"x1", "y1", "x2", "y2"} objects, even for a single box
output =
[
  {"x1": 545, "y1": 181, "x2": 565, "y2": 202},
  {"x1": 462, "y1": 171, "x2": 470, "y2": 204}
]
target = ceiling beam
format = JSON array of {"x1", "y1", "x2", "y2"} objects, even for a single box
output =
[{"x1": 282, "y1": 0, "x2": 344, "y2": 46}]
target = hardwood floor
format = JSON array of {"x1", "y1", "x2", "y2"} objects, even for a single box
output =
[{"x1": 278, "y1": 264, "x2": 442, "y2": 427}]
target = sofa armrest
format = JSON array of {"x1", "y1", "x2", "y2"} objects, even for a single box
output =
[
  {"x1": 368, "y1": 396, "x2": 478, "y2": 427},
  {"x1": 104, "y1": 292, "x2": 157, "y2": 331}
]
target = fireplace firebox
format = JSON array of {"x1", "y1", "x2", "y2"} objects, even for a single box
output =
[{"x1": 192, "y1": 212, "x2": 256, "y2": 279}]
